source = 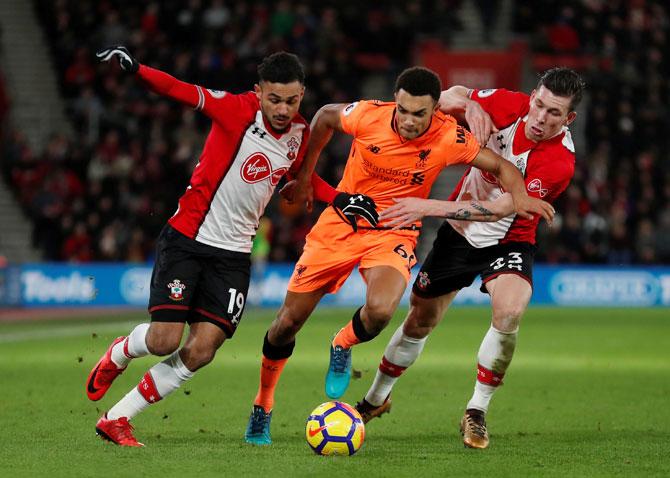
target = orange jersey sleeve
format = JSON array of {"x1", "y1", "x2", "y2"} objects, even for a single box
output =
[
  {"x1": 339, "y1": 100, "x2": 369, "y2": 136},
  {"x1": 439, "y1": 120, "x2": 480, "y2": 167},
  {"x1": 336, "y1": 101, "x2": 480, "y2": 220}
]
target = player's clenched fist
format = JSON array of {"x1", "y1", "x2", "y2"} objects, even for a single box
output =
[
  {"x1": 332, "y1": 192, "x2": 379, "y2": 232},
  {"x1": 96, "y1": 46, "x2": 139, "y2": 73}
]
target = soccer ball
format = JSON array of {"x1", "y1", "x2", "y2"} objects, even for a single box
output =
[{"x1": 305, "y1": 401, "x2": 365, "y2": 456}]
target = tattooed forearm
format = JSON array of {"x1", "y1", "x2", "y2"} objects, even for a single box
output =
[
  {"x1": 470, "y1": 202, "x2": 494, "y2": 217},
  {"x1": 446, "y1": 208, "x2": 472, "y2": 220},
  {"x1": 445, "y1": 202, "x2": 495, "y2": 221}
]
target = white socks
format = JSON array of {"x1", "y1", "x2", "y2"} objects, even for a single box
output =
[
  {"x1": 110, "y1": 323, "x2": 150, "y2": 368},
  {"x1": 466, "y1": 325, "x2": 518, "y2": 413},
  {"x1": 107, "y1": 351, "x2": 194, "y2": 420},
  {"x1": 365, "y1": 325, "x2": 427, "y2": 407}
]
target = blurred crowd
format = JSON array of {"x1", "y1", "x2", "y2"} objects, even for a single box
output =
[
  {"x1": 1, "y1": 0, "x2": 669, "y2": 264},
  {"x1": 516, "y1": 0, "x2": 670, "y2": 263},
  {"x1": 2, "y1": 0, "x2": 462, "y2": 263}
]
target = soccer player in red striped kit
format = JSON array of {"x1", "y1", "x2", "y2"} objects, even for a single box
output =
[
  {"x1": 86, "y1": 47, "x2": 378, "y2": 446},
  {"x1": 356, "y1": 68, "x2": 586, "y2": 449}
]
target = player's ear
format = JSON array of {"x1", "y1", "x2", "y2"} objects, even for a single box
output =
[
  {"x1": 529, "y1": 89, "x2": 537, "y2": 103},
  {"x1": 254, "y1": 83, "x2": 262, "y2": 100},
  {"x1": 565, "y1": 110, "x2": 577, "y2": 126}
]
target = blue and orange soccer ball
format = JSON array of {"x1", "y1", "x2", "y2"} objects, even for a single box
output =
[{"x1": 305, "y1": 401, "x2": 365, "y2": 456}]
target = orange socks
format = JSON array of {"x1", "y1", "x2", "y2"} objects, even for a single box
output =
[
  {"x1": 332, "y1": 321, "x2": 361, "y2": 349},
  {"x1": 333, "y1": 306, "x2": 376, "y2": 349},
  {"x1": 254, "y1": 356, "x2": 288, "y2": 412}
]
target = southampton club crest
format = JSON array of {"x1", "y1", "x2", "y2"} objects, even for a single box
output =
[
  {"x1": 287, "y1": 136, "x2": 299, "y2": 160},
  {"x1": 417, "y1": 271, "x2": 430, "y2": 290},
  {"x1": 168, "y1": 279, "x2": 186, "y2": 301}
]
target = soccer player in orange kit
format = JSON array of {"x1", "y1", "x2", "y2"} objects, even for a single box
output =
[{"x1": 244, "y1": 66, "x2": 554, "y2": 445}]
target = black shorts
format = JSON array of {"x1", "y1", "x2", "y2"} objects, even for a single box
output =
[
  {"x1": 148, "y1": 225, "x2": 251, "y2": 337},
  {"x1": 412, "y1": 222, "x2": 535, "y2": 298}
]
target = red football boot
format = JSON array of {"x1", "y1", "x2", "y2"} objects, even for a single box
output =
[
  {"x1": 86, "y1": 336, "x2": 127, "y2": 401},
  {"x1": 96, "y1": 414, "x2": 144, "y2": 447}
]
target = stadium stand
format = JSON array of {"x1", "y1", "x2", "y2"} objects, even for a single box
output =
[
  {"x1": 514, "y1": 0, "x2": 670, "y2": 264},
  {"x1": 1, "y1": 0, "x2": 668, "y2": 265}
]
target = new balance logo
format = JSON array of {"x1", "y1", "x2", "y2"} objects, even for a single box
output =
[
  {"x1": 456, "y1": 126, "x2": 466, "y2": 144},
  {"x1": 411, "y1": 172, "x2": 425, "y2": 185},
  {"x1": 366, "y1": 144, "x2": 381, "y2": 154},
  {"x1": 251, "y1": 126, "x2": 267, "y2": 139}
]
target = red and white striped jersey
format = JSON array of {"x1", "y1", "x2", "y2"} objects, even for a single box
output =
[
  {"x1": 137, "y1": 65, "x2": 309, "y2": 253},
  {"x1": 447, "y1": 88, "x2": 575, "y2": 247}
]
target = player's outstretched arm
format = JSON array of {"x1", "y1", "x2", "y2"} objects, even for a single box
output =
[
  {"x1": 379, "y1": 194, "x2": 515, "y2": 229},
  {"x1": 279, "y1": 175, "x2": 378, "y2": 233},
  {"x1": 97, "y1": 45, "x2": 201, "y2": 110},
  {"x1": 279, "y1": 173, "x2": 338, "y2": 205},
  {"x1": 96, "y1": 46, "x2": 139, "y2": 73},
  {"x1": 471, "y1": 148, "x2": 555, "y2": 224},
  {"x1": 293, "y1": 103, "x2": 348, "y2": 210},
  {"x1": 439, "y1": 86, "x2": 497, "y2": 146}
]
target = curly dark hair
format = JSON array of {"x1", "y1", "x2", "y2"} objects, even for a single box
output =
[
  {"x1": 394, "y1": 66, "x2": 442, "y2": 102},
  {"x1": 257, "y1": 51, "x2": 305, "y2": 84},
  {"x1": 537, "y1": 67, "x2": 586, "y2": 111}
]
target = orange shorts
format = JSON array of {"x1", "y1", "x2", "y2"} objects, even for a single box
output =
[{"x1": 288, "y1": 208, "x2": 418, "y2": 294}]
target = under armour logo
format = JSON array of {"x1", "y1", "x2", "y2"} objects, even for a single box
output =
[
  {"x1": 251, "y1": 126, "x2": 267, "y2": 139},
  {"x1": 496, "y1": 134, "x2": 506, "y2": 150}
]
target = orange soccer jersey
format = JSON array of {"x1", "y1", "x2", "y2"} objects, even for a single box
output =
[
  {"x1": 337, "y1": 99, "x2": 480, "y2": 220},
  {"x1": 288, "y1": 100, "x2": 481, "y2": 294}
]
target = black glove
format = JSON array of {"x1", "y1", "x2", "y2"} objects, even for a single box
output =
[
  {"x1": 96, "y1": 46, "x2": 139, "y2": 73},
  {"x1": 332, "y1": 192, "x2": 379, "y2": 232}
]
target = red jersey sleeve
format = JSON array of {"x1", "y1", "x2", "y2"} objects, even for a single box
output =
[
  {"x1": 137, "y1": 64, "x2": 248, "y2": 124},
  {"x1": 310, "y1": 174, "x2": 338, "y2": 203},
  {"x1": 469, "y1": 88, "x2": 530, "y2": 130},
  {"x1": 524, "y1": 145, "x2": 575, "y2": 204}
]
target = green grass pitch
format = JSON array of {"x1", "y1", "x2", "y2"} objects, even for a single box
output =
[{"x1": 1, "y1": 307, "x2": 668, "y2": 477}]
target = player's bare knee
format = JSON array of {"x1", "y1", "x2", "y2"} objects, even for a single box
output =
[
  {"x1": 146, "y1": 334, "x2": 181, "y2": 356},
  {"x1": 405, "y1": 296, "x2": 441, "y2": 337},
  {"x1": 492, "y1": 307, "x2": 524, "y2": 332},
  {"x1": 180, "y1": 345, "x2": 217, "y2": 371},
  {"x1": 404, "y1": 308, "x2": 437, "y2": 338}
]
